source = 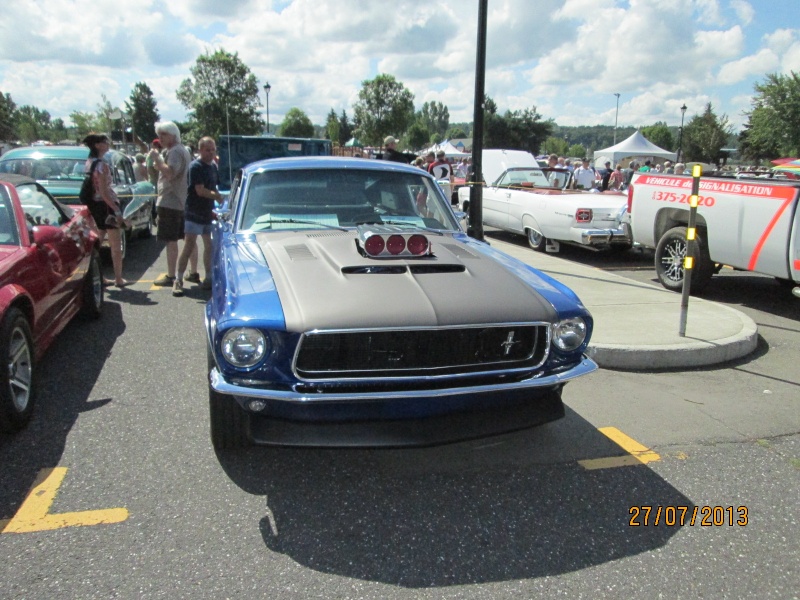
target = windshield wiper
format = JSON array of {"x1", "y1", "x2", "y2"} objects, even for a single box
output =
[
  {"x1": 252, "y1": 216, "x2": 348, "y2": 232},
  {"x1": 368, "y1": 219, "x2": 447, "y2": 236}
]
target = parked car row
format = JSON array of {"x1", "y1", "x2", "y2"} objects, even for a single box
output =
[
  {"x1": 1, "y1": 144, "x2": 603, "y2": 450},
  {"x1": 0, "y1": 145, "x2": 156, "y2": 258},
  {"x1": 457, "y1": 150, "x2": 631, "y2": 253},
  {"x1": 0, "y1": 174, "x2": 103, "y2": 432}
]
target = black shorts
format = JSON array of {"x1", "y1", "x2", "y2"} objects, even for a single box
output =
[
  {"x1": 157, "y1": 206, "x2": 185, "y2": 242},
  {"x1": 88, "y1": 200, "x2": 120, "y2": 231}
]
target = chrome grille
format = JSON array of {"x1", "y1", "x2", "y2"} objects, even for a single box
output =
[{"x1": 294, "y1": 324, "x2": 549, "y2": 380}]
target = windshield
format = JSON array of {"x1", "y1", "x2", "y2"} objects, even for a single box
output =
[
  {"x1": 496, "y1": 167, "x2": 570, "y2": 190},
  {"x1": 0, "y1": 157, "x2": 87, "y2": 181},
  {"x1": 239, "y1": 168, "x2": 461, "y2": 232},
  {"x1": 0, "y1": 186, "x2": 20, "y2": 245}
]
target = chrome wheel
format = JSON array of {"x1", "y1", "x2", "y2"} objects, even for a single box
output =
[
  {"x1": 527, "y1": 228, "x2": 546, "y2": 251},
  {"x1": 659, "y1": 237, "x2": 686, "y2": 285},
  {"x1": 7, "y1": 325, "x2": 32, "y2": 413}
]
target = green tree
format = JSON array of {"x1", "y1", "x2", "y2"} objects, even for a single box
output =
[
  {"x1": 352, "y1": 74, "x2": 415, "y2": 146},
  {"x1": 177, "y1": 48, "x2": 264, "y2": 144},
  {"x1": 404, "y1": 121, "x2": 430, "y2": 150},
  {"x1": 418, "y1": 101, "x2": 449, "y2": 138},
  {"x1": 49, "y1": 118, "x2": 68, "y2": 143},
  {"x1": 0, "y1": 91, "x2": 17, "y2": 141},
  {"x1": 16, "y1": 105, "x2": 51, "y2": 143},
  {"x1": 325, "y1": 108, "x2": 339, "y2": 142},
  {"x1": 279, "y1": 107, "x2": 314, "y2": 137},
  {"x1": 740, "y1": 71, "x2": 800, "y2": 160},
  {"x1": 641, "y1": 122, "x2": 674, "y2": 151},
  {"x1": 543, "y1": 136, "x2": 568, "y2": 155},
  {"x1": 446, "y1": 126, "x2": 468, "y2": 139},
  {"x1": 96, "y1": 94, "x2": 116, "y2": 137},
  {"x1": 125, "y1": 82, "x2": 160, "y2": 144},
  {"x1": 338, "y1": 109, "x2": 353, "y2": 145},
  {"x1": 682, "y1": 103, "x2": 733, "y2": 166},
  {"x1": 69, "y1": 110, "x2": 101, "y2": 138},
  {"x1": 485, "y1": 100, "x2": 551, "y2": 154},
  {"x1": 568, "y1": 143, "x2": 586, "y2": 158}
]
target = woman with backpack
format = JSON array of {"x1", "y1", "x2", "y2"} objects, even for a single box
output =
[{"x1": 82, "y1": 133, "x2": 128, "y2": 287}]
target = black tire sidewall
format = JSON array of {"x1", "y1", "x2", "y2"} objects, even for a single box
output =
[
  {"x1": 0, "y1": 308, "x2": 36, "y2": 432},
  {"x1": 81, "y1": 251, "x2": 104, "y2": 319},
  {"x1": 655, "y1": 226, "x2": 713, "y2": 293}
]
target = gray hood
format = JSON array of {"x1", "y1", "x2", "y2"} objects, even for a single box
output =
[{"x1": 256, "y1": 231, "x2": 557, "y2": 332}]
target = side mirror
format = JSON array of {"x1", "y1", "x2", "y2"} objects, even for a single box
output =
[{"x1": 32, "y1": 225, "x2": 64, "y2": 245}]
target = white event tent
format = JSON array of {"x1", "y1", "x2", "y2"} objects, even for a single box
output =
[
  {"x1": 593, "y1": 130, "x2": 677, "y2": 166},
  {"x1": 421, "y1": 140, "x2": 470, "y2": 159}
]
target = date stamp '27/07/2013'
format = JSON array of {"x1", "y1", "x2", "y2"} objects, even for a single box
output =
[{"x1": 629, "y1": 506, "x2": 748, "y2": 527}]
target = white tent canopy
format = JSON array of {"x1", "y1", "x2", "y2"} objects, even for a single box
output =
[
  {"x1": 421, "y1": 140, "x2": 470, "y2": 159},
  {"x1": 593, "y1": 130, "x2": 676, "y2": 165}
]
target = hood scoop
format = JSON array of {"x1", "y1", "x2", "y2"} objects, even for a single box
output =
[
  {"x1": 284, "y1": 244, "x2": 317, "y2": 261},
  {"x1": 356, "y1": 224, "x2": 434, "y2": 259}
]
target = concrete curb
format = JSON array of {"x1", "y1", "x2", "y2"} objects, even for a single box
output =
[{"x1": 586, "y1": 303, "x2": 759, "y2": 370}]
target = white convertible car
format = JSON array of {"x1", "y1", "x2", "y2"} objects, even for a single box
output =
[{"x1": 457, "y1": 150, "x2": 631, "y2": 252}]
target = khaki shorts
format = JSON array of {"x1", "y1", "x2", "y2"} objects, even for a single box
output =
[{"x1": 156, "y1": 206, "x2": 185, "y2": 242}]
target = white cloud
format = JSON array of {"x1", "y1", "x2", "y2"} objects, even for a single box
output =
[
  {"x1": 0, "y1": 0, "x2": 793, "y2": 132},
  {"x1": 717, "y1": 49, "x2": 780, "y2": 85},
  {"x1": 730, "y1": 0, "x2": 755, "y2": 26}
]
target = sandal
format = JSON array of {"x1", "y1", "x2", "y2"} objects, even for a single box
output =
[
  {"x1": 115, "y1": 279, "x2": 130, "y2": 288},
  {"x1": 102, "y1": 279, "x2": 114, "y2": 287}
]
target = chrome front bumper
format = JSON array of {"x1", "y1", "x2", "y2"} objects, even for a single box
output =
[{"x1": 210, "y1": 357, "x2": 598, "y2": 404}]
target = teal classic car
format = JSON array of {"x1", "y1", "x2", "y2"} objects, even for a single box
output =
[{"x1": 0, "y1": 145, "x2": 156, "y2": 257}]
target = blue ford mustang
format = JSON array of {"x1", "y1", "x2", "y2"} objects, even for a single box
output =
[{"x1": 206, "y1": 157, "x2": 597, "y2": 448}]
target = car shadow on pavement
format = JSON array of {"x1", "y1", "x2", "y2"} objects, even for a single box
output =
[
  {"x1": 215, "y1": 407, "x2": 692, "y2": 587},
  {"x1": 0, "y1": 302, "x2": 126, "y2": 521}
]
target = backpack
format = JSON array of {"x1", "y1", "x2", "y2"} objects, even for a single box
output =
[{"x1": 78, "y1": 159, "x2": 101, "y2": 204}]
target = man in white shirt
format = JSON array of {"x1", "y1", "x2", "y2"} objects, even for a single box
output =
[{"x1": 573, "y1": 158, "x2": 596, "y2": 190}]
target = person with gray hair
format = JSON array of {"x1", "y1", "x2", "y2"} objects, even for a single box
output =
[{"x1": 150, "y1": 121, "x2": 194, "y2": 286}]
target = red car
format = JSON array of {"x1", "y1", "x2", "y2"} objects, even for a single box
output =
[{"x1": 0, "y1": 174, "x2": 103, "y2": 433}]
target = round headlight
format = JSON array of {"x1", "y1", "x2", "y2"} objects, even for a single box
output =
[
  {"x1": 220, "y1": 328, "x2": 267, "y2": 368},
  {"x1": 552, "y1": 317, "x2": 587, "y2": 352}
]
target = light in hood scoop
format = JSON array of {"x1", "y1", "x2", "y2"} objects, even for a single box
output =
[{"x1": 357, "y1": 224, "x2": 432, "y2": 258}]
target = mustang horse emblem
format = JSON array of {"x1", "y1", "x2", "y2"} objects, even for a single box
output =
[{"x1": 501, "y1": 331, "x2": 518, "y2": 356}]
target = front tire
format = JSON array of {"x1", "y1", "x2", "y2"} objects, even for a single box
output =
[
  {"x1": 80, "y1": 250, "x2": 104, "y2": 319},
  {"x1": 655, "y1": 226, "x2": 714, "y2": 293},
  {"x1": 0, "y1": 308, "x2": 36, "y2": 433},
  {"x1": 208, "y1": 344, "x2": 250, "y2": 449},
  {"x1": 526, "y1": 228, "x2": 547, "y2": 251}
]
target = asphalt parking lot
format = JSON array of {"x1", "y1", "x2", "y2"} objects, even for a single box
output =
[{"x1": 0, "y1": 234, "x2": 798, "y2": 599}]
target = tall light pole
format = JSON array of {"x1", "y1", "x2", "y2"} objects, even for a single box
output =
[
  {"x1": 613, "y1": 93, "x2": 621, "y2": 144},
  {"x1": 264, "y1": 82, "x2": 271, "y2": 135},
  {"x1": 677, "y1": 103, "x2": 687, "y2": 162}
]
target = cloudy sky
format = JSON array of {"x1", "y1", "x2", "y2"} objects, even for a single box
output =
[{"x1": 1, "y1": 0, "x2": 799, "y2": 133}]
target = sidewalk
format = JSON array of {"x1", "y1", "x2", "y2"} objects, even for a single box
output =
[{"x1": 490, "y1": 238, "x2": 759, "y2": 370}]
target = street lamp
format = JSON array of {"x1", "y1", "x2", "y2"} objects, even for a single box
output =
[
  {"x1": 613, "y1": 93, "x2": 620, "y2": 144},
  {"x1": 677, "y1": 103, "x2": 687, "y2": 162},
  {"x1": 264, "y1": 82, "x2": 271, "y2": 135}
]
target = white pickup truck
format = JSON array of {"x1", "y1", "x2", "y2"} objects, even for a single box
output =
[{"x1": 627, "y1": 171, "x2": 800, "y2": 295}]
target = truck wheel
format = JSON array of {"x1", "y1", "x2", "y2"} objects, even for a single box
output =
[
  {"x1": 0, "y1": 308, "x2": 36, "y2": 433},
  {"x1": 526, "y1": 228, "x2": 547, "y2": 251},
  {"x1": 208, "y1": 344, "x2": 250, "y2": 449},
  {"x1": 655, "y1": 226, "x2": 714, "y2": 293}
]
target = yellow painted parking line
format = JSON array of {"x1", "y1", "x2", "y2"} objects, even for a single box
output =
[
  {"x1": 578, "y1": 426, "x2": 661, "y2": 470},
  {"x1": 0, "y1": 468, "x2": 128, "y2": 534}
]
